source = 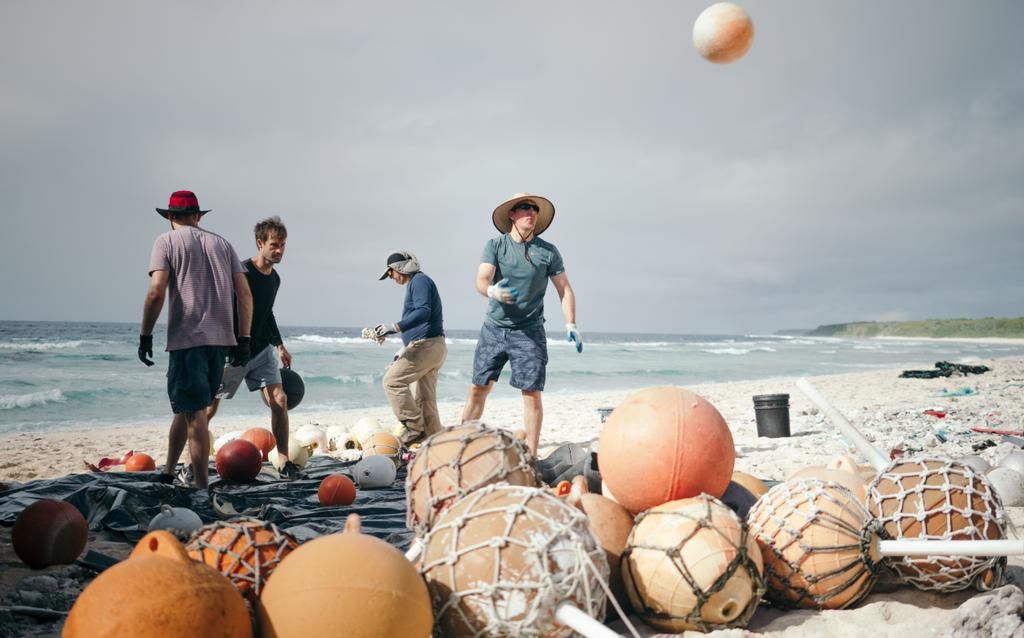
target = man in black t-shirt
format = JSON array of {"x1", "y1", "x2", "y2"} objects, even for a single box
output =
[{"x1": 207, "y1": 217, "x2": 300, "y2": 479}]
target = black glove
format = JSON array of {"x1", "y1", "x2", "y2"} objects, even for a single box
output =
[
  {"x1": 230, "y1": 336, "x2": 252, "y2": 367},
  {"x1": 138, "y1": 334, "x2": 154, "y2": 367}
]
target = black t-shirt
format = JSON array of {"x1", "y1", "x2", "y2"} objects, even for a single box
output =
[{"x1": 233, "y1": 258, "x2": 282, "y2": 354}]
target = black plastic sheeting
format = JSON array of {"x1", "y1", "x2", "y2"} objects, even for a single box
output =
[
  {"x1": 900, "y1": 361, "x2": 993, "y2": 379},
  {"x1": 0, "y1": 455, "x2": 412, "y2": 549}
]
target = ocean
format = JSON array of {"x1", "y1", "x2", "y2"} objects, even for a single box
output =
[{"x1": 3, "y1": 320, "x2": 1023, "y2": 435}]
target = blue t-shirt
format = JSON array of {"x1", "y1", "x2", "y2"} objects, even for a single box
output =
[
  {"x1": 398, "y1": 272, "x2": 444, "y2": 346},
  {"x1": 482, "y1": 234, "x2": 565, "y2": 329}
]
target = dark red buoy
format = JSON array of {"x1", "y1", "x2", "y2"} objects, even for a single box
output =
[
  {"x1": 215, "y1": 439, "x2": 263, "y2": 482},
  {"x1": 12, "y1": 499, "x2": 88, "y2": 569}
]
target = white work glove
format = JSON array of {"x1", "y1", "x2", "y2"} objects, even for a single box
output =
[
  {"x1": 486, "y1": 278, "x2": 518, "y2": 304},
  {"x1": 374, "y1": 323, "x2": 399, "y2": 339},
  {"x1": 566, "y1": 323, "x2": 583, "y2": 353}
]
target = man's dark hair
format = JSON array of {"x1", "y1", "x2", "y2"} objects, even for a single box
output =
[
  {"x1": 168, "y1": 210, "x2": 201, "y2": 223},
  {"x1": 254, "y1": 216, "x2": 287, "y2": 242}
]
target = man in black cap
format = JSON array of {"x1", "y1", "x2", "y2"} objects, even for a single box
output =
[
  {"x1": 370, "y1": 251, "x2": 447, "y2": 445},
  {"x1": 139, "y1": 190, "x2": 253, "y2": 489}
]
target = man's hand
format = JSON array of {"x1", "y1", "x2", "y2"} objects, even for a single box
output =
[
  {"x1": 230, "y1": 336, "x2": 252, "y2": 367},
  {"x1": 278, "y1": 344, "x2": 292, "y2": 368},
  {"x1": 373, "y1": 323, "x2": 399, "y2": 339},
  {"x1": 566, "y1": 324, "x2": 583, "y2": 354},
  {"x1": 138, "y1": 334, "x2": 155, "y2": 367},
  {"x1": 486, "y1": 278, "x2": 518, "y2": 304}
]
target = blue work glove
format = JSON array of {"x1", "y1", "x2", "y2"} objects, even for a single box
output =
[
  {"x1": 138, "y1": 334, "x2": 154, "y2": 367},
  {"x1": 566, "y1": 323, "x2": 583, "y2": 353},
  {"x1": 374, "y1": 323, "x2": 399, "y2": 339},
  {"x1": 486, "y1": 278, "x2": 518, "y2": 304}
]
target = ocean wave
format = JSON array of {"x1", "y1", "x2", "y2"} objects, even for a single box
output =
[
  {"x1": 0, "y1": 340, "x2": 86, "y2": 351},
  {"x1": 306, "y1": 373, "x2": 385, "y2": 384},
  {"x1": 699, "y1": 347, "x2": 777, "y2": 355},
  {"x1": 292, "y1": 334, "x2": 372, "y2": 345},
  {"x1": 0, "y1": 389, "x2": 66, "y2": 409}
]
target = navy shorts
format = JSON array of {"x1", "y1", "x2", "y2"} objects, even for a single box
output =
[
  {"x1": 167, "y1": 346, "x2": 228, "y2": 414},
  {"x1": 472, "y1": 322, "x2": 548, "y2": 392}
]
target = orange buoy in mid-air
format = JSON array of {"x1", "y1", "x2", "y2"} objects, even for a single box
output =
[
  {"x1": 124, "y1": 453, "x2": 156, "y2": 472},
  {"x1": 12, "y1": 499, "x2": 88, "y2": 569},
  {"x1": 240, "y1": 427, "x2": 277, "y2": 461},
  {"x1": 599, "y1": 387, "x2": 736, "y2": 515},
  {"x1": 693, "y1": 2, "x2": 754, "y2": 64},
  {"x1": 318, "y1": 474, "x2": 357, "y2": 506}
]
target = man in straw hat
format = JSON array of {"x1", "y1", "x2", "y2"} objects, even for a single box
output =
[
  {"x1": 369, "y1": 250, "x2": 447, "y2": 446},
  {"x1": 461, "y1": 193, "x2": 582, "y2": 455},
  {"x1": 139, "y1": 190, "x2": 253, "y2": 489}
]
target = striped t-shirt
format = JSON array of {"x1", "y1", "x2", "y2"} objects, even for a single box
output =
[{"x1": 148, "y1": 226, "x2": 245, "y2": 351}]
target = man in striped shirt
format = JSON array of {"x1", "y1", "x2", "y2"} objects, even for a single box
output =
[{"x1": 139, "y1": 190, "x2": 253, "y2": 489}]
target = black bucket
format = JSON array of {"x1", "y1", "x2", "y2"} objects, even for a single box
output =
[{"x1": 753, "y1": 393, "x2": 791, "y2": 438}]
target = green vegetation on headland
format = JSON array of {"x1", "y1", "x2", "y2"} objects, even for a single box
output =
[{"x1": 801, "y1": 317, "x2": 1024, "y2": 339}]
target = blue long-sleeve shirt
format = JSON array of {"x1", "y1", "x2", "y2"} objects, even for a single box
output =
[{"x1": 398, "y1": 272, "x2": 444, "y2": 346}]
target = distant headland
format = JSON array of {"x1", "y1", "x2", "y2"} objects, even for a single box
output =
[{"x1": 778, "y1": 317, "x2": 1024, "y2": 339}]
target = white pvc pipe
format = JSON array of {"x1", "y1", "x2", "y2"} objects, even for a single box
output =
[
  {"x1": 555, "y1": 603, "x2": 622, "y2": 638},
  {"x1": 880, "y1": 539, "x2": 1024, "y2": 557},
  {"x1": 797, "y1": 378, "x2": 890, "y2": 471},
  {"x1": 404, "y1": 538, "x2": 424, "y2": 562}
]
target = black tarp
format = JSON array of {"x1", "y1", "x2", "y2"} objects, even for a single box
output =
[
  {"x1": 0, "y1": 456, "x2": 412, "y2": 549},
  {"x1": 899, "y1": 361, "x2": 992, "y2": 379}
]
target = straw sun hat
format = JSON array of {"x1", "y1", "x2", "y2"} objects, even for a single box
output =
[{"x1": 491, "y1": 193, "x2": 555, "y2": 236}]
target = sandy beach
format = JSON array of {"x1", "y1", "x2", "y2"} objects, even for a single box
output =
[{"x1": 3, "y1": 356, "x2": 1024, "y2": 636}]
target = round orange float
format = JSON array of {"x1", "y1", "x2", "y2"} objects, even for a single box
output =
[
  {"x1": 258, "y1": 514, "x2": 432, "y2": 637},
  {"x1": 599, "y1": 387, "x2": 736, "y2": 515},
  {"x1": 692, "y1": 2, "x2": 755, "y2": 64},
  {"x1": 240, "y1": 427, "x2": 277, "y2": 461},
  {"x1": 64, "y1": 530, "x2": 250, "y2": 637},
  {"x1": 186, "y1": 517, "x2": 299, "y2": 601},
  {"x1": 124, "y1": 453, "x2": 156, "y2": 472},
  {"x1": 12, "y1": 499, "x2": 88, "y2": 569},
  {"x1": 361, "y1": 431, "x2": 402, "y2": 467},
  {"x1": 318, "y1": 474, "x2": 357, "y2": 506}
]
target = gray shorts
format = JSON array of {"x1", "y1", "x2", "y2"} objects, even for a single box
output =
[
  {"x1": 216, "y1": 345, "x2": 282, "y2": 399},
  {"x1": 471, "y1": 322, "x2": 548, "y2": 392}
]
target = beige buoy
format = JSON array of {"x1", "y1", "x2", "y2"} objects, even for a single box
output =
[
  {"x1": 866, "y1": 457, "x2": 1005, "y2": 591},
  {"x1": 361, "y1": 431, "x2": 402, "y2": 468},
  {"x1": 731, "y1": 471, "x2": 769, "y2": 498},
  {"x1": 788, "y1": 463, "x2": 868, "y2": 504},
  {"x1": 65, "y1": 531, "x2": 251, "y2": 637},
  {"x1": 748, "y1": 479, "x2": 880, "y2": 609},
  {"x1": 693, "y1": 2, "x2": 754, "y2": 64},
  {"x1": 258, "y1": 514, "x2": 432, "y2": 637},
  {"x1": 267, "y1": 437, "x2": 309, "y2": 470},
  {"x1": 405, "y1": 422, "x2": 537, "y2": 535},
  {"x1": 419, "y1": 484, "x2": 609, "y2": 638},
  {"x1": 622, "y1": 494, "x2": 764, "y2": 632},
  {"x1": 578, "y1": 493, "x2": 635, "y2": 614}
]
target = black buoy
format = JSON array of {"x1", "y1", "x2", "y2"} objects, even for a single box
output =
[{"x1": 280, "y1": 367, "x2": 305, "y2": 410}]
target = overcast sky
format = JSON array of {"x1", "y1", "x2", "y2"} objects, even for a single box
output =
[{"x1": 2, "y1": 1, "x2": 1022, "y2": 335}]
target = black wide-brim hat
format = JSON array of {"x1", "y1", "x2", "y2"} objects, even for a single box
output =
[{"x1": 156, "y1": 190, "x2": 211, "y2": 219}]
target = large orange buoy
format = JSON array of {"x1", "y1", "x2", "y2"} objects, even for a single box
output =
[
  {"x1": 258, "y1": 514, "x2": 432, "y2": 637},
  {"x1": 318, "y1": 474, "x2": 357, "y2": 506},
  {"x1": 64, "y1": 531, "x2": 251, "y2": 637},
  {"x1": 240, "y1": 427, "x2": 277, "y2": 461},
  {"x1": 599, "y1": 387, "x2": 736, "y2": 515},
  {"x1": 124, "y1": 453, "x2": 156, "y2": 472},
  {"x1": 12, "y1": 499, "x2": 88, "y2": 569},
  {"x1": 693, "y1": 2, "x2": 754, "y2": 64},
  {"x1": 215, "y1": 439, "x2": 264, "y2": 482},
  {"x1": 186, "y1": 518, "x2": 299, "y2": 602}
]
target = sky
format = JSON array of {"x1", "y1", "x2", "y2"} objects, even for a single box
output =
[{"x1": 2, "y1": 1, "x2": 1022, "y2": 335}]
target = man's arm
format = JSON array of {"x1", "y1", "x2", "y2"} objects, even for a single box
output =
[
  {"x1": 233, "y1": 272, "x2": 253, "y2": 338},
  {"x1": 141, "y1": 271, "x2": 170, "y2": 335},
  {"x1": 475, "y1": 263, "x2": 497, "y2": 297},
  {"x1": 550, "y1": 272, "x2": 576, "y2": 325},
  {"x1": 477, "y1": 263, "x2": 517, "y2": 303},
  {"x1": 268, "y1": 312, "x2": 292, "y2": 367}
]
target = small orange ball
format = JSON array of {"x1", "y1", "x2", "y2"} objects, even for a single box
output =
[
  {"x1": 318, "y1": 474, "x2": 357, "y2": 506},
  {"x1": 12, "y1": 499, "x2": 88, "y2": 569},
  {"x1": 240, "y1": 427, "x2": 277, "y2": 461},
  {"x1": 125, "y1": 453, "x2": 156, "y2": 472}
]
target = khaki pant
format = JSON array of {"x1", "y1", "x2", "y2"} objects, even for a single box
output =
[{"x1": 383, "y1": 336, "x2": 448, "y2": 435}]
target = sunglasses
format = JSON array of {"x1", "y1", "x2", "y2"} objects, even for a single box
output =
[{"x1": 511, "y1": 202, "x2": 540, "y2": 213}]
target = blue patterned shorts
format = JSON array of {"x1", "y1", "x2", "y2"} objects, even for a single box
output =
[{"x1": 472, "y1": 322, "x2": 548, "y2": 391}]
